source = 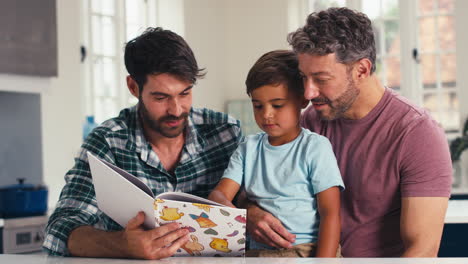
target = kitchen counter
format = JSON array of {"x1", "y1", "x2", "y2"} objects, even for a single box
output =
[
  {"x1": 0, "y1": 255, "x2": 467, "y2": 264},
  {"x1": 445, "y1": 199, "x2": 468, "y2": 223}
]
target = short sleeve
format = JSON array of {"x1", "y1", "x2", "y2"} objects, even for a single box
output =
[
  {"x1": 399, "y1": 117, "x2": 452, "y2": 197},
  {"x1": 309, "y1": 136, "x2": 345, "y2": 195},
  {"x1": 221, "y1": 141, "x2": 246, "y2": 186}
]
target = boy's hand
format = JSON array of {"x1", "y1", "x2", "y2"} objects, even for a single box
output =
[{"x1": 246, "y1": 204, "x2": 296, "y2": 249}]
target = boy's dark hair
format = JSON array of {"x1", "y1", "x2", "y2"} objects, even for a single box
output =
[
  {"x1": 288, "y1": 7, "x2": 376, "y2": 73},
  {"x1": 124, "y1": 27, "x2": 205, "y2": 91},
  {"x1": 246, "y1": 50, "x2": 303, "y2": 97}
]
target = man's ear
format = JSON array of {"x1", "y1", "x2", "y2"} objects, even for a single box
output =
[
  {"x1": 354, "y1": 58, "x2": 372, "y2": 80},
  {"x1": 127, "y1": 75, "x2": 139, "y2": 98}
]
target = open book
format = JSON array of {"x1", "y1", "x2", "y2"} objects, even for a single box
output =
[{"x1": 87, "y1": 152, "x2": 246, "y2": 257}]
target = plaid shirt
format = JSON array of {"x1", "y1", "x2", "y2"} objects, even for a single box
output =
[{"x1": 43, "y1": 106, "x2": 242, "y2": 256}]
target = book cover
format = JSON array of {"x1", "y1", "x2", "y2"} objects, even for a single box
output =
[{"x1": 87, "y1": 151, "x2": 246, "y2": 257}]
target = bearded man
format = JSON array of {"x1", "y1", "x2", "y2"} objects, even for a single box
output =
[
  {"x1": 246, "y1": 8, "x2": 452, "y2": 258},
  {"x1": 43, "y1": 28, "x2": 242, "y2": 259}
]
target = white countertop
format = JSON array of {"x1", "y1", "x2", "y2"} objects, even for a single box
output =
[
  {"x1": 444, "y1": 200, "x2": 468, "y2": 223},
  {"x1": 1, "y1": 255, "x2": 468, "y2": 264},
  {"x1": 2, "y1": 200, "x2": 467, "y2": 227}
]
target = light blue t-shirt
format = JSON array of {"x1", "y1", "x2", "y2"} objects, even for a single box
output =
[{"x1": 222, "y1": 128, "x2": 344, "y2": 248}]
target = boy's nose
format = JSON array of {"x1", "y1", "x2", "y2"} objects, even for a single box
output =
[{"x1": 263, "y1": 108, "x2": 273, "y2": 120}]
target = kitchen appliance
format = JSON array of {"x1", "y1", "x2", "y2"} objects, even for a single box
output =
[
  {"x1": 0, "y1": 178, "x2": 48, "y2": 218},
  {"x1": 0, "y1": 179, "x2": 48, "y2": 253},
  {"x1": 0, "y1": 215, "x2": 47, "y2": 253}
]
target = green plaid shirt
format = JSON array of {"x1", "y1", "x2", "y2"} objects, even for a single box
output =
[{"x1": 43, "y1": 106, "x2": 242, "y2": 256}]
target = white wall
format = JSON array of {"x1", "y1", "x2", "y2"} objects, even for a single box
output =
[
  {"x1": 41, "y1": 0, "x2": 82, "y2": 209},
  {"x1": 183, "y1": 0, "x2": 227, "y2": 112},
  {"x1": 183, "y1": 0, "x2": 304, "y2": 112}
]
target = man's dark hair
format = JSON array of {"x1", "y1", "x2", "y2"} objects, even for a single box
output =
[
  {"x1": 124, "y1": 27, "x2": 205, "y2": 91},
  {"x1": 288, "y1": 7, "x2": 376, "y2": 73},
  {"x1": 246, "y1": 50, "x2": 303, "y2": 98}
]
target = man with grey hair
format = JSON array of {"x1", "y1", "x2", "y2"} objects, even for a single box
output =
[{"x1": 246, "y1": 7, "x2": 452, "y2": 257}]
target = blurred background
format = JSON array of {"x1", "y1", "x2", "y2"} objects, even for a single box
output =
[{"x1": 0, "y1": 0, "x2": 467, "y2": 256}]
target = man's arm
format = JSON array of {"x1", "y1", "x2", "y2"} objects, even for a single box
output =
[
  {"x1": 68, "y1": 212, "x2": 189, "y2": 259},
  {"x1": 400, "y1": 197, "x2": 448, "y2": 257}
]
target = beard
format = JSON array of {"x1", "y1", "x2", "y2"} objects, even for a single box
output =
[
  {"x1": 311, "y1": 74, "x2": 360, "y2": 121},
  {"x1": 138, "y1": 99, "x2": 189, "y2": 138}
]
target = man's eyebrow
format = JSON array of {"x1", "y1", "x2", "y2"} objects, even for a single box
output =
[
  {"x1": 181, "y1": 85, "x2": 193, "y2": 93},
  {"x1": 149, "y1": 85, "x2": 193, "y2": 97},
  {"x1": 149, "y1": 91, "x2": 169, "y2": 97}
]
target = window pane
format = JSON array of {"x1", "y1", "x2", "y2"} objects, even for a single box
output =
[
  {"x1": 364, "y1": 0, "x2": 400, "y2": 90},
  {"x1": 91, "y1": 16, "x2": 103, "y2": 55},
  {"x1": 362, "y1": 0, "x2": 381, "y2": 20},
  {"x1": 385, "y1": 56, "x2": 401, "y2": 89},
  {"x1": 441, "y1": 53, "x2": 456, "y2": 87},
  {"x1": 92, "y1": 0, "x2": 115, "y2": 16},
  {"x1": 310, "y1": 0, "x2": 346, "y2": 11},
  {"x1": 418, "y1": 17, "x2": 436, "y2": 52},
  {"x1": 423, "y1": 92, "x2": 459, "y2": 131},
  {"x1": 373, "y1": 24, "x2": 382, "y2": 55},
  {"x1": 92, "y1": 16, "x2": 116, "y2": 56},
  {"x1": 375, "y1": 57, "x2": 383, "y2": 78},
  {"x1": 93, "y1": 57, "x2": 117, "y2": 97},
  {"x1": 421, "y1": 54, "x2": 437, "y2": 89},
  {"x1": 92, "y1": 57, "x2": 103, "y2": 97},
  {"x1": 419, "y1": 0, "x2": 435, "y2": 15},
  {"x1": 126, "y1": 0, "x2": 142, "y2": 41},
  {"x1": 382, "y1": 0, "x2": 399, "y2": 18},
  {"x1": 438, "y1": 0, "x2": 454, "y2": 13},
  {"x1": 383, "y1": 19, "x2": 400, "y2": 55},
  {"x1": 438, "y1": 16, "x2": 455, "y2": 50},
  {"x1": 102, "y1": 17, "x2": 116, "y2": 56},
  {"x1": 440, "y1": 92, "x2": 459, "y2": 130}
]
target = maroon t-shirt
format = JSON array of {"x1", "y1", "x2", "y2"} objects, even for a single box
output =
[{"x1": 301, "y1": 88, "x2": 452, "y2": 257}]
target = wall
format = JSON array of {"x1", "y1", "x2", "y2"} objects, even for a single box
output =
[
  {"x1": 41, "y1": 0, "x2": 82, "y2": 209},
  {"x1": 183, "y1": 0, "x2": 226, "y2": 111},
  {"x1": 0, "y1": 1, "x2": 81, "y2": 209},
  {"x1": 0, "y1": 92, "x2": 42, "y2": 187},
  {"x1": 183, "y1": 0, "x2": 304, "y2": 112}
]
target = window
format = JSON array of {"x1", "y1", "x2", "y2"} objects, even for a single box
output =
[
  {"x1": 81, "y1": 0, "x2": 155, "y2": 123},
  {"x1": 308, "y1": 0, "x2": 346, "y2": 10},
  {"x1": 362, "y1": 0, "x2": 401, "y2": 91},
  {"x1": 416, "y1": 0, "x2": 458, "y2": 132}
]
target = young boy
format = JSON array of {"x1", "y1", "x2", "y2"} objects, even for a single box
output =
[{"x1": 208, "y1": 50, "x2": 344, "y2": 257}]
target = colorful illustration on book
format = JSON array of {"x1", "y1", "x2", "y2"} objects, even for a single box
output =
[
  {"x1": 181, "y1": 235, "x2": 205, "y2": 256},
  {"x1": 204, "y1": 228, "x2": 218, "y2": 235},
  {"x1": 192, "y1": 203, "x2": 213, "y2": 212},
  {"x1": 160, "y1": 207, "x2": 184, "y2": 221},
  {"x1": 210, "y1": 238, "x2": 232, "y2": 253},
  {"x1": 234, "y1": 215, "x2": 246, "y2": 224},
  {"x1": 153, "y1": 199, "x2": 165, "y2": 210},
  {"x1": 190, "y1": 212, "x2": 217, "y2": 228},
  {"x1": 219, "y1": 209, "x2": 230, "y2": 216},
  {"x1": 154, "y1": 199, "x2": 246, "y2": 257}
]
